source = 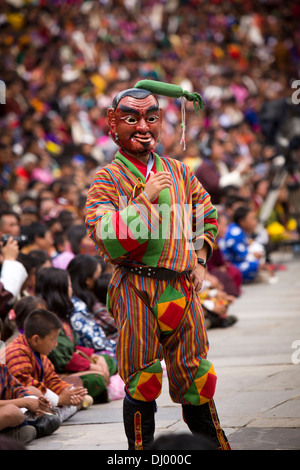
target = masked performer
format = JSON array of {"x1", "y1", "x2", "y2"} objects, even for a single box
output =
[{"x1": 85, "y1": 80, "x2": 231, "y2": 450}]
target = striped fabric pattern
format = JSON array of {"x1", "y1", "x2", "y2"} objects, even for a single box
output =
[
  {"x1": 0, "y1": 364, "x2": 29, "y2": 400},
  {"x1": 5, "y1": 334, "x2": 71, "y2": 395},
  {"x1": 107, "y1": 268, "x2": 210, "y2": 404},
  {"x1": 85, "y1": 151, "x2": 218, "y2": 271}
]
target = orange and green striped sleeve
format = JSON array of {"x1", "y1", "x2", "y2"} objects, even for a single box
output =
[
  {"x1": 85, "y1": 165, "x2": 163, "y2": 264},
  {"x1": 190, "y1": 166, "x2": 218, "y2": 259}
]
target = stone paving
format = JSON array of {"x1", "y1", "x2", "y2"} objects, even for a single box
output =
[{"x1": 27, "y1": 251, "x2": 300, "y2": 451}]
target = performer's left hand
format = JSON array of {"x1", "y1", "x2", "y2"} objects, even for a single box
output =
[{"x1": 190, "y1": 264, "x2": 205, "y2": 292}]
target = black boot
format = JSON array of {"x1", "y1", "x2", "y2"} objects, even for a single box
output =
[
  {"x1": 28, "y1": 413, "x2": 61, "y2": 439},
  {"x1": 182, "y1": 400, "x2": 231, "y2": 450},
  {"x1": 123, "y1": 394, "x2": 156, "y2": 450}
]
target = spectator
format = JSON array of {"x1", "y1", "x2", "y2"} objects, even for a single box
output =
[
  {"x1": 20, "y1": 223, "x2": 54, "y2": 256},
  {"x1": 35, "y1": 267, "x2": 117, "y2": 402},
  {"x1": 223, "y1": 194, "x2": 251, "y2": 223},
  {"x1": 199, "y1": 283, "x2": 237, "y2": 329},
  {"x1": 31, "y1": 151, "x2": 55, "y2": 186},
  {"x1": 56, "y1": 181, "x2": 81, "y2": 217},
  {"x1": 51, "y1": 223, "x2": 97, "y2": 269},
  {"x1": 195, "y1": 131, "x2": 252, "y2": 205},
  {"x1": 15, "y1": 153, "x2": 39, "y2": 183},
  {"x1": 0, "y1": 362, "x2": 55, "y2": 445},
  {"x1": 20, "y1": 207, "x2": 39, "y2": 226},
  {"x1": 45, "y1": 217, "x2": 64, "y2": 237},
  {"x1": 0, "y1": 435, "x2": 26, "y2": 450},
  {"x1": 222, "y1": 205, "x2": 268, "y2": 283},
  {"x1": 18, "y1": 194, "x2": 37, "y2": 212},
  {"x1": 150, "y1": 432, "x2": 217, "y2": 450},
  {"x1": 0, "y1": 315, "x2": 60, "y2": 444},
  {"x1": 67, "y1": 254, "x2": 117, "y2": 353},
  {"x1": 57, "y1": 210, "x2": 81, "y2": 232},
  {"x1": 66, "y1": 223, "x2": 97, "y2": 256},
  {"x1": 0, "y1": 237, "x2": 28, "y2": 339},
  {"x1": 265, "y1": 184, "x2": 299, "y2": 244},
  {"x1": 252, "y1": 178, "x2": 269, "y2": 214},
  {"x1": 93, "y1": 273, "x2": 118, "y2": 339},
  {"x1": 4, "y1": 295, "x2": 47, "y2": 344},
  {"x1": 51, "y1": 230, "x2": 75, "y2": 270},
  {"x1": 19, "y1": 249, "x2": 52, "y2": 297},
  {"x1": 5, "y1": 308, "x2": 89, "y2": 422},
  {"x1": 36, "y1": 188, "x2": 57, "y2": 221},
  {"x1": 207, "y1": 212, "x2": 243, "y2": 297},
  {"x1": 0, "y1": 210, "x2": 20, "y2": 238},
  {"x1": 26, "y1": 249, "x2": 52, "y2": 270}
]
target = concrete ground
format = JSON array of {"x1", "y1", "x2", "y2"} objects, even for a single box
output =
[{"x1": 27, "y1": 250, "x2": 300, "y2": 452}]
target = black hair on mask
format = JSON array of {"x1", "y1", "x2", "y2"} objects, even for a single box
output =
[{"x1": 111, "y1": 88, "x2": 158, "y2": 110}]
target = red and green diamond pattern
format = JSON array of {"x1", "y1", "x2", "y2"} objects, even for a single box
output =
[
  {"x1": 128, "y1": 359, "x2": 163, "y2": 402},
  {"x1": 153, "y1": 285, "x2": 187, "y2": 335},
  {"x1": 184, "y1": 359, "x2": 217, "y2": 405}
]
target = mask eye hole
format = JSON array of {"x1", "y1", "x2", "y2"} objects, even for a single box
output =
[
  {"x1": 124, "y1": 116, "x2": 138, "y2": 124},
  {"x1": 147, "y1": 115, "x2": 159, "y2": 123}
]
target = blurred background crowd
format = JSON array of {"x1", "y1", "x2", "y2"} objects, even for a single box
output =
[{"x1": 1, "y1": 0, "x2": 300, "y2": 347}]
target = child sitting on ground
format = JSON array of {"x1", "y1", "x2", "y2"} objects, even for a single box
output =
[
  {"x1": 0, "y1": 318, "x2": 59, "y2": 445},
  {"x1": 223, "y1": 205, "x2": 271, "y2": 283},
  {"x1": 4, "y1": 309, "x2": 90, "y2": 422},
  {"x1": 35, "y1": 267, "x2": 117, "y2": 403}
]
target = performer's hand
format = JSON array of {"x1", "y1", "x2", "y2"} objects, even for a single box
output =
[
  {"x1": 144, "y1": 171, "x2": 172, "y2": 202},
  {"x1": 190, "y1": 264, "x2": 205, "y2": 292}
]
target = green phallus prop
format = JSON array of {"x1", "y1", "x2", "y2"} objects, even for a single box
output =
[
  {"x1": 134, "y1": 79, "x2": 205, "y2": 115},
  {"x1": 134, "y1": 79, "x2": 205, "y2": 150}
]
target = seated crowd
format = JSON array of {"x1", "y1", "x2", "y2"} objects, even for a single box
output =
[
  {"x1": 1, "y1": 0, "x2": 299, "y2": 448},
  {"x1": 1, "y1": 136, "x2": 298, "y2": 446}
]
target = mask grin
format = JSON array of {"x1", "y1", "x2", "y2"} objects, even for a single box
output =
[
  {"x1": 131, "y1": 132, "x2": 153, "y2": 146},
  {"x1": 108, "y1": 95, "x2": 162, "y2": 160}
]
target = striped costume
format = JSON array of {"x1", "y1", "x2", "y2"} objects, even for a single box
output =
[
  {"x1": 5, "y1": 334, "x2": 71, "y2": 396},
  {"x1": 0, "y1": 364, "x2": 29, "y2": 400},
  {"x1": 86, "y1": 150, "x2": 219, "y2": 406}
]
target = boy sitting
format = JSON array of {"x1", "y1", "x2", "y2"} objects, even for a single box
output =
[
  {"x1": 4, "y1": 309, "x2": 89, "y2": 422},
  {"x1": 0, "y1": 318, "x2": 59, "y2": 445}
]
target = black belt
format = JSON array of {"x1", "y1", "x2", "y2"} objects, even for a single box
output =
[{"x1": 120, "y1": 264, "x2": 190, "y2": 280}]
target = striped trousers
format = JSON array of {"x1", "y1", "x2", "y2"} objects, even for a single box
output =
[{"x1": 107, "y1": 268, "x2": 216, "y2": 406}]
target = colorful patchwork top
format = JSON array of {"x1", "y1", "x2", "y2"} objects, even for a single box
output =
[{"x1": 85, "y1": 151, "x2": 218, "y2": 272}]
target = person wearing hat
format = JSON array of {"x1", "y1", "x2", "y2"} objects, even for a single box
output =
[{"x1": 85, "y1": 80, "x2": 230, "y2": 450}]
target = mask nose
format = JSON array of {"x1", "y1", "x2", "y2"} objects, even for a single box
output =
[{"x1": 136, "y1": 118, "x2": 149, "y2": 133}]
